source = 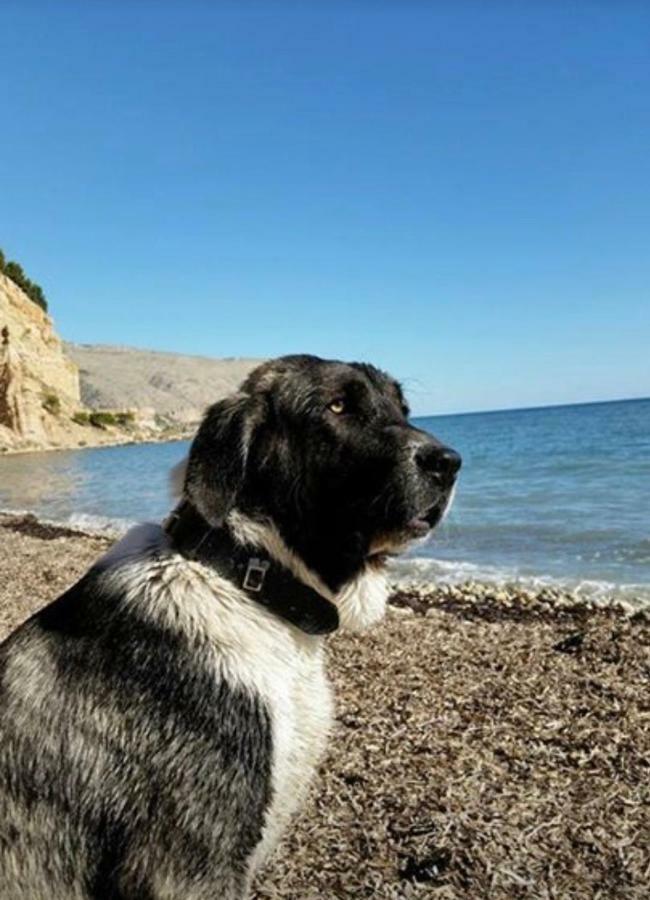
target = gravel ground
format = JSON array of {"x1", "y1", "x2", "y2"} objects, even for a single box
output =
[{"x1": 0, "y1": 514, "x2": 648, "y2": 899}]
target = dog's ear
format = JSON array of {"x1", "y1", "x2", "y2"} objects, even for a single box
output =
[{"x1": 184, "y1": 393, "x2": 264, "y2": 525}]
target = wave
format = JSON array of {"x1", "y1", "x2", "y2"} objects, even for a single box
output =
[
  {"x1": 2, "y1": 506, "x2": 649, "y2": 609},
  {"x1": 64, "y1": 512, "x2": 137, "y2": 537},
  {"x1": 0, "y1": 506, "x2": 134, "y2": 538},
  {"x1": 387, "y1": 554, "x2": 650, "y2": 607}
]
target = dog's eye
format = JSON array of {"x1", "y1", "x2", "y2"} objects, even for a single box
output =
[{"x1": 327, "y1": 398, "x2": 346, "y2": 415}]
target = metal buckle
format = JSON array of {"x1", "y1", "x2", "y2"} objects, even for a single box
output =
[{"x1": 242, "y1": 558, "x2": 270, "y2": 592}]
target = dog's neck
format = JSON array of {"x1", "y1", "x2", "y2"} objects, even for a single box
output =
[
  {"x1": 163, "y1": 501, "x2": 340, "y2": 636},
  {"x1": 229, "y1": 511, "x2": 390, "y2": 634}
]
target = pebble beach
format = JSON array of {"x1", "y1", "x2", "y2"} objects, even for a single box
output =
[{"x1": 0, "y1": 513, "x2": 648, "y2": 898}]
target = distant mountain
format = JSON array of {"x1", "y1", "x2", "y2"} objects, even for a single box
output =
[{"x1": 65, "y1": 343, "x2": 262, "y2": 424}]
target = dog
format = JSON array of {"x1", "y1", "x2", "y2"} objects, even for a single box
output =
[{"x1": 0, "y1": 354, "x2": 461, "y2": 899}]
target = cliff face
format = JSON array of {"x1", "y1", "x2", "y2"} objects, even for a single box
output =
[
  {"x1": 0, "y1": 272, "x2": 263, "y2": 455},
  {"x1": 0, "y1": 273, "x2": 80, "y2": 450}
]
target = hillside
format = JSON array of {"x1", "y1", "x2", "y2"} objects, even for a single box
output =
[
  {"x1": 1, "y1": 269, "x2": 262, "y2": 454},
  {"x1": 65, "y1": 343, "x2": 261, "y2": 424}
]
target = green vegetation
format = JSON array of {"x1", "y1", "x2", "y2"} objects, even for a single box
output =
[
  {"x1": 115, "y1": 411, "x2": 135, "y2": 427},
  {"x1": 42, "y1": 392, "x2": 61, "y2": 415},
  {"x1": 73, "y1": 409, "x2": 135, "y2": 429},
  {"x1": 89, "y1": 411, "x2": 117, "y2": 428},
  {"x1": 0, "y1": 247, "x2": 48, "y2": 312}
]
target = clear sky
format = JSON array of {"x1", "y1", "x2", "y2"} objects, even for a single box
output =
[{"x1": 1, "y1": 1, "x2": 648, "y2": 415}]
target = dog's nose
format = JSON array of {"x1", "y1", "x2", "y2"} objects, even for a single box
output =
[{"x1": 415, "y1": 443, "x2": 462, "y2": 483}]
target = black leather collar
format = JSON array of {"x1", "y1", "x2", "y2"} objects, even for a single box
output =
[{"x1": 163, "y1": 501, "x2": 339, "y2": 636}]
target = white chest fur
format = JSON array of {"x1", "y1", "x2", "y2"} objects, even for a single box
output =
[
  {"x1": 99, "y1": 523, "x2": 390, "y2": 888},
  {"x1": 250, "y1": 633, "x2": 334, "y2": 869},
  {"x1": 99, "y1": 526, "x2": 336, "y2": 875}
]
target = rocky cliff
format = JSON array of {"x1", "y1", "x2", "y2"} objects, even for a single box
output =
[
  {"x1": 0, "y1": 273, "x2": 81, "y2": 451},
  {"x1": 1, "y1": 272, "x2": 264, "y2": 454}
]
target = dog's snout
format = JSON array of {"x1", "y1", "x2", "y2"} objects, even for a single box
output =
[{"x1": 415, "y1": 443, "x2": 462, "y2": 482}]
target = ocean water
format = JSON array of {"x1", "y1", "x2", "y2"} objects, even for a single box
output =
[
  {"x1": 402, "y1": 398, "x2": 650, "y2": 601},
  {"x1": 1, "y1": 398, "x2": 648, "y2": 601}
]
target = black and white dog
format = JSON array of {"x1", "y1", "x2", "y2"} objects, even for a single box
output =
[{"x1": 0, "y1": 355, "x2": 460, "y2": 899}]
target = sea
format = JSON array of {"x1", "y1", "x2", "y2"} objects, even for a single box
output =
[{"x1": 1, "y1": 397, "x2": 649, "y2": 604}]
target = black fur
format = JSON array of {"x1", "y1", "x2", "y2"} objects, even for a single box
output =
[
  {"x1": 0, "y1": 567, "x2": 272, "y2": 898},
  {"x1": 186, "y1": 354, "x2": 460, "y2": 590}
]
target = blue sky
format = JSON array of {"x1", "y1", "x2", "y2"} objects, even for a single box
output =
[{"x1": 1, "y1": 2, "x2": 648, "y2": 415}]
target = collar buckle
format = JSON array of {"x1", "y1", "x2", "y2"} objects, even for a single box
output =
[{"x1": 242, "y1": 558, "x2": 270, "y2": 593}]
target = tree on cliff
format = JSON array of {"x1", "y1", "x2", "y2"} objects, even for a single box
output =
[{"x1": 0, "y1": 248, "x2": 48, "y2": 312}]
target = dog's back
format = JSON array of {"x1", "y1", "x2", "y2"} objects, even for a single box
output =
[{"x1": 0, "y1": 526, "x2": 330, "y2": 899}]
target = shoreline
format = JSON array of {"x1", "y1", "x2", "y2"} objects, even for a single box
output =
[
  {"x1": 0, "y1": 425, "x2": 195, "y2": 456},
  {"x1": 1, "y1": 511, "x2": 647, "y2": 623},
  {"x1": 1, "y1": 512, "x2": 648, "y2": 897},
  {"x1": 1, "y1": 509, "x2": 648, "y2": 614}
]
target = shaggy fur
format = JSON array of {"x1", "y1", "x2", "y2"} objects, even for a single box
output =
[{"x1": 0, "y1": 354, "x2": 460, "y2": 899}]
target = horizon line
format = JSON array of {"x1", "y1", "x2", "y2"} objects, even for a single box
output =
[
  {"x1": 61, "y1": 340, "x2": 648, "y2": 422},
  {"x1": 417, "y1": 394, "x2": 650, "y2": 420}
]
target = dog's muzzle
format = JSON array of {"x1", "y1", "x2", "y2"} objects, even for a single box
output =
[{"x1": 407, "y1": 439, "x2": 462, "y2": 535}]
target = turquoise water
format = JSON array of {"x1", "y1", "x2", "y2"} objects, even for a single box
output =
[{"x1": 1, "y1": 398, "x2": 648, "y2": 599}]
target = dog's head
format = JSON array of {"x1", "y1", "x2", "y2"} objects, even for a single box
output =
[{"x1": 183, "y1": 355, "x2": 461, "y2": 593}]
